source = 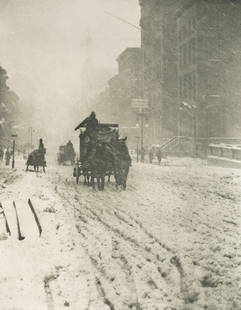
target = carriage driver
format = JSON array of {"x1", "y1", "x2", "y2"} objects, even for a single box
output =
[
  {"x1": 75, "y1": 111, "x2": 99, "y2": 140},
  {"x1": 38, "y1": 138, "x2": 46, "y2": 160}
]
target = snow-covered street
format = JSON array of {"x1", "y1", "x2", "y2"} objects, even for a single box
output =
[{"x1": 1, "y1": 159, "x2": 241, "y2": 310}]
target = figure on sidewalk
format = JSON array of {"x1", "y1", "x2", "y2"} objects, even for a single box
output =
[
  {"x1": 140, "y1": 147, "x2": 145, "y2": 162},
  {"x1": 156, "y1": 148, "x2": 162, "y2": 165},
  {"x1": 149, "y1": 148, "x2": 154, "y2": 164}
]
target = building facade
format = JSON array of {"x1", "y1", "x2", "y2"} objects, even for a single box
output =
[
  {"x1": 177, "y1": 0, "x2": 241, "y2": 139},
  {"x1": 139, "y1": 0, "x2": 241, "y2": 150}
]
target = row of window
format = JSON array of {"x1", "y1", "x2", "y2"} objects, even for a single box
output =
[
  {"x1": 179, "y1": 18, "x2": 197, "y2": 42},
  {"x1": 179, "y1": 38, "x2": 196, "y2": 67},
  {"x1": 179, "y1": 72, "x2": 197, "y2": 101}
]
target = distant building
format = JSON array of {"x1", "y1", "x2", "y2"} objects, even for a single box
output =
[
  {"x1": 177, "y1": 0, "x2": 241, "y2": 138},
  {"x1": 88, "y1": 88, "x2": 112, "y2": 122},
  {"x1": 108, "y1": 47, "x2": 143, "y2": 147}
]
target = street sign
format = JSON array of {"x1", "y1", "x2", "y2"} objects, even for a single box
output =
[{"x1": 131, "y1": 99, "x2": 148, "y2": 109}]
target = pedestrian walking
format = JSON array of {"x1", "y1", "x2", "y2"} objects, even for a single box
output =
[
  {"x1": 140, "y1": 147, "x2": 145, "y2": 162},
  {"x1": 156, "y1": 148, "x2": 162, "y2": 165},
  {"x1": 149, "y1": 148, "x2": 154, "y2": 164}
]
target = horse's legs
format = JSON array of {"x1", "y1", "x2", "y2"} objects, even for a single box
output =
[
  {"x1": 101, "y1": 176, "x2": 105, "y2": 190},
  {"x1": 115, "y1": 170, "x2": 121, "y2": 189},
  {"x1": 91, "y1": 175, "x2": 95, "y2": 190},
  {"x1": 97, "y1": 177, "x2": 101, "y2": 190},
  {"x1": 87, "y1": 171, "x2": 91, "y2": 186},
  {"x1": 123, "y1": 166, "x2": 129, "y2": 190}
]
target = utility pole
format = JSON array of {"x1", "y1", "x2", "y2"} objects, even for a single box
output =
[
  {"x1": 139, "y1": 109, "x2": 145, "y2": 162},
  {"x1": 11, "y1": 134, "x2": 17, "y2": 169},
  {"x1": 136, "y1": 136, "x2": 140, "y2": 162},
  {"x1": 30, "y1": 127, "x2": 33, "y2": 152}
]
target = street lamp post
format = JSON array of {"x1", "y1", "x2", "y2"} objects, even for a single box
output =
[
  {"x1": 136, "y1": 136, "x2": 140, "y2": 162},
  {"x1": 11, "y1": 134, "x2": 17, "y2": 169},
  {"x1": 140, "y1": 110, "x2": 144, "y2": 161},
  {"x1": 180, "y1": 101, "x2": 197, "y2": 157}
]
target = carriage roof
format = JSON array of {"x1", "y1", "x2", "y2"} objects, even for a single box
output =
[{"x1": 75, "y1": 123, "x2": 119, "y2": 130}]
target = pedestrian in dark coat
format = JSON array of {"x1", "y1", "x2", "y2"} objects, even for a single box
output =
[
  {"x1": 156, "y1": 148, "x2": 162, "y2": 165},
  {"x1": 140, "y1": 147, "x2": 145, "y2": 162}
]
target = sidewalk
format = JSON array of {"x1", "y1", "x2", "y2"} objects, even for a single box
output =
[{"x1": 0, "y1": 166, "x2": 91, "y2": 310}]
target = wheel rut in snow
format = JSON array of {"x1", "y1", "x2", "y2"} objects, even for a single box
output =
[{"x1": 57, "y1": 186, "x2": 184, "y2": 309}]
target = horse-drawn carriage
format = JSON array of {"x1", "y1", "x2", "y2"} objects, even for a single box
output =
[
  {"x1": 26, "y1": 149, "x2": 46, "y2": 172},
  {"x1": 73, "y1": 122, "x2": 131, "y2": 190},
  {"x1": 57, "y1": 141, "x2": 76, "y2": 165}
]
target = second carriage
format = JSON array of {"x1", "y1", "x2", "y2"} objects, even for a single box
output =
[{"x1": 57, "y1": 141, "x2": 76, "y2": 165}]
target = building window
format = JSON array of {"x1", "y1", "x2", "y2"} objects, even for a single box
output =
[
  {"x1": 180, "y1": 78, "x2": 184, "y2": 99},
  {"x1": 188, "y1": 74, "x2": 192, "y2": 99},
  {"x1": 193, "y1": 73, "x2": 196, "y2": 99},
  {"x1": 188, "y1": 20, "x2": 192, "y2": 35},
  {"x1": 178, "y1": 29, "x2": 182, "y2": 42},
  {"x1": 188, "y1": 41, "x2": 192, "y2": 64},
  {"x1": 191, "y1": 38, "x2": 196, "y2": 64}
]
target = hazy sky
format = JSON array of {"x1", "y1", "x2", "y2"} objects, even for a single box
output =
[{"x1": 0, "y1": 0, "x2": 140, "y2": 145}]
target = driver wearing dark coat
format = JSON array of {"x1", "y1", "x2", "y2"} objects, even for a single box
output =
[{"x1": 75, "y1": 112, "x2": 98, "y2": 132}]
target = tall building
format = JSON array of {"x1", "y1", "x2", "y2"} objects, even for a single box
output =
[
  {"x1": 177, "y1": 0, "x2": 241, "y2": 138},
  {"x1": 139, "y1": 0, "x2": 241, "y2": 151},
  {"x1": 139, "y1": 0, "x2": 181, "y2": 145}
]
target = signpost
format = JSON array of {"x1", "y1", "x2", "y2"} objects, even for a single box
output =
[
  {"x1": 131, "y1": 99, "x2": 148, "y2": 110},
  {"x1": 131, "y1": 99, "x2": 149, "y2": 162}
]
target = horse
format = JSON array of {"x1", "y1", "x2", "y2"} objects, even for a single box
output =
[
  {"x1": 112, "y1": 138, "x2": 131, "y2": 190},
  {"x1": 89, "y1": 143, "x2": 109, "y2": 191},
  {"x1": 26, "y1": 150, "x2": 46, "y2": 172}
]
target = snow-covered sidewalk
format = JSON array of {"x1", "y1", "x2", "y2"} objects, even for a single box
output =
[{"x1": 0, "y1": 165, "x2": 94, "y2": 310}]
